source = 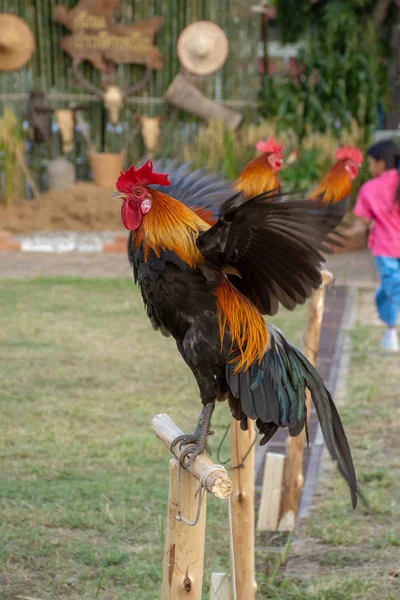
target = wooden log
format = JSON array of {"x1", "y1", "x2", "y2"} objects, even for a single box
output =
[
  {"x1": 209, "y1": 572, "x2": 232, "y2": 600},
  {"x1": 257, "y1": 453, "x2": 285, "y2": 532},
  {"x1": 151, "y1": 414, "x2": 232, "y2": 499},
  {"x1": 278, "y1": 270, "x2": 333, "y2": 531},
  {"x1": 230, "y1": 418, "x2": 257, "y2": 599},
  {"x1": 161, "y1": 458, "x2": 207, "y2": 600}
]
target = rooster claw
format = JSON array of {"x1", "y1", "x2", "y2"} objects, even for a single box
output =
[{"x1": 169, "y1": 403, "x2": 215, "y2": 469}]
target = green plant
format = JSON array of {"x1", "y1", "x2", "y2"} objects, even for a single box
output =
[
  {"x1": 265, "y1": 0, "x2": 395, "y2": 141},
  {"x1": 0, "y1": 107, "x2": 25, "y2": 205}
]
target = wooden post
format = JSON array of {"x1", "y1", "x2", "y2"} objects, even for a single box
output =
[
  {"x1": 161, "y1": 458, "x2": 207, "y2": 600},
  {"x1": 278, "y1": 270, "x2": 333, "y2": 531},
  {"x1": 209, "y1": 572, "x2": 232, "y2": 600},
  {"x1": 257, "y1": 453, "x2": 285, "y2": 531},
  {"x1": 230, "y1": 418, "x2": 257, "y2": 599},
  {"x1": 152, "y1": 414, "x2": 234, "y2": 599}
]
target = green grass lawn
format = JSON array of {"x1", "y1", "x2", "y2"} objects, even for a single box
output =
[{"x1": 0, "y1": 277, "x2": 305, "y2": 600}]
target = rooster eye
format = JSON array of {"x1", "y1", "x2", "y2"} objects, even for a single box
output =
[{"x1": 135, "y1": 189, "x2": 142, "y2": 196}]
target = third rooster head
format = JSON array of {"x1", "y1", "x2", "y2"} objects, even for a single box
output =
[
  {"x1": 113, "y1": 160, "x2": 170, "y2": 230},
  {"x1": 335, "y1": 146, "x2": 363, "y2": 180},
  {"x1": 255, "y1": 136, "x2": 284, "y2": 170}
]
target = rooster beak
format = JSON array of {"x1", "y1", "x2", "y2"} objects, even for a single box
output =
[{"x1": 113, "y1": 191, "x2": 127, "y2": 200}]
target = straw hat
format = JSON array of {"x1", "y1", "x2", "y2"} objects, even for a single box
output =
[
  {"x1": 177, "y1": 21, "x2": 229, "y2": 76},
  {"x1": 0, "y1": 14, "x2": 35, "y2": 71}
]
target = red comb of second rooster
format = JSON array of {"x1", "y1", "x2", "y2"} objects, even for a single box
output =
[
  {"x1": 255, "y1": 136, "x2": 283, "y2": 158},
  {"x1": 116, "y1": 160, "x2": 171, "y2": 193},
  {"x1": 335, "y1": 145, "x2": 363, "y2": 165}
]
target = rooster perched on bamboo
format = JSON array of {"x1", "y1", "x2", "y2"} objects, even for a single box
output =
[{"x1": 116, "y1": 159, "x2": 358, "y2": 508}]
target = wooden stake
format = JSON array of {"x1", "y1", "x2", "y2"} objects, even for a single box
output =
[
  {"x1": 257, "y1": 453, "x2": 285, "y2": 531},
  {"x1": 209, "y1": 572, "x2": 232, "y2": 600},
  {"x1": 161, "y1": 458, "x2": 207, "y2": 600},
  {"x1": 278, "y1": 270, "x2": 333, "y2": 531},
  {"x1": 152, "y1": 414, "x2": 232, "y2": 499},
  {"x1": 230, "y1": 418, "x2": 257, "y2": 599}
]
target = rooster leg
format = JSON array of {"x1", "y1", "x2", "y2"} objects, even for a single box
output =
[{"x1": 170, "y1": 402, "x2": 215, "y2": 468}]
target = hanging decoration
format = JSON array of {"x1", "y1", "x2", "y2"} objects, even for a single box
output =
[
  {"x1": 165, "y1": 21, "x2": 242, "y2": 131},
  {"x1": 0, "y1": 14, "x2": 35, "y2": 71}
]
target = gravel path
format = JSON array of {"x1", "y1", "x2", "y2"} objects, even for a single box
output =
[{"x1": 0, "y1": 249, "x2": 378, "y2": 285}]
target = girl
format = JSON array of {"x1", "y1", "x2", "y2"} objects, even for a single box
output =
[{"x1": 354, "y1": 140, "x2": 400, "y2": 352}]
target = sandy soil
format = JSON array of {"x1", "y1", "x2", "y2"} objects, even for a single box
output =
[{"x1": 0, "y1": 183, "x2": 124, "y2": 233}]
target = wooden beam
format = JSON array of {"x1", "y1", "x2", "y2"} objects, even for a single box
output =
[
  {"x1": 151, "y1": 414, "x2": 232, "y2": 499},
  {"x1": 257, "y1": 453, "x2": 285, "y2": 531},
  {"x1": 230, "y1": 418, "x2": 257, "y2": 599},
  {"x1": 161, "y1": 458, "x2": 207, "y2": 599},
  {"x1": 278, "y1": 270, "x2": 333, "y2": 531}
]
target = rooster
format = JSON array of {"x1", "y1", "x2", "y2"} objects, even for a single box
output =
[
  {"x1": 308, "y1": 145, "x2": 363, "y2": 213},
  {"x1": 234, "y1": 136, "x2": 283, "y2": 199},
  {"x1": 116, "y1": 160, "x2": 357, "y2": 508}
]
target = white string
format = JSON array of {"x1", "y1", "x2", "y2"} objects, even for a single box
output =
[
  {"x1": 175, "y1": 461, "x2": 237, "y2": 599},
  {"x1": 227, "y1": 495, "x2": 237, "y2": 600}
]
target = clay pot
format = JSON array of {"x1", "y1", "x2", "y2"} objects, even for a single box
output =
[{"x1": 88, "y1": 151, "x2": 125, "y2": 188}]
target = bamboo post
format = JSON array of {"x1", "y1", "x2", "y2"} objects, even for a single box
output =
[
  {"x1": 230, "y1": 418, "x2": 257, "y2": 599},
  {"x1": 257, "y1": 453, "x2": 286, "y2": 531},
  {"x1": 161, "y1": 458, "x2": 207, "y2": 599},
  {"x1": 278, "y1": 270, "x2": 333, "y2": 531}
]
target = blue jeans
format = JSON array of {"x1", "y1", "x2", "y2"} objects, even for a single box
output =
[{"x1": 374, "y1": 256, "x2": 400, "y2": 327}]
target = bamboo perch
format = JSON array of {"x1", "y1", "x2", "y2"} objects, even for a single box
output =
[
  {"x1": 278, "y1": 270, "x2": 333, "y2": 531},
  {"x1": 151, "y1": 414, "x2": 233, "y2": 499},
  {"x1": 161, "y1": 458, "x2": 207, "y2": 600},
  {"x1": 230, "y1": 418, "x2": 257, "y2": 599}
]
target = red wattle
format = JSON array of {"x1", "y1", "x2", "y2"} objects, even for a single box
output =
[{"x1": 121, "y1": 200, "x2": 142, "y2": 230}]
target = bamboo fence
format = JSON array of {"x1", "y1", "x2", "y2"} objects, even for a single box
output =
[{"x1": 0, "y1": 0, "x2": 260, "y2": 185}]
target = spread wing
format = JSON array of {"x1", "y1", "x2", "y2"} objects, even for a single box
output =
[{"x1": 197, "y1": 190, "x2": 343, "y2": 316}]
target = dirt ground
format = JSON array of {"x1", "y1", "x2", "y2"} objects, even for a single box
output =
[{"x1": 0, "y1": 183, "x2": 124, "y2": 233}]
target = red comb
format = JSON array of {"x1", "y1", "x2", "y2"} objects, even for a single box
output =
[
  {"x1": 116, "y1": 160, "x2": 171, "y2": 193},
  {"x1": 255, "y1": 136, "x2": 283, "y2": 158},
  {"x1": 335, "y1": 145, "x2": 363, "y2": 165}
]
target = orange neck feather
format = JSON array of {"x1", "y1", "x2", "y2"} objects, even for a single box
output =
[
  {"x1": 235, "y1": 154, "x2": 280, "y2": 199},
  {"x1": 133, "y1": 190, "x2": 209, "y2": 268},
  {"x1": 216, "y1": 278, "x2": 268, "y2": 373},
  {"x1": 309, "y1": 161, "x2": 352, "y2": 203}
]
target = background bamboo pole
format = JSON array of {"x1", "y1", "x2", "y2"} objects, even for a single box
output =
[
  {"x1": 230, "y1": 418, "x2": 257, "y2": 599},
  {"x1": 278, "y1": 270, "x2": 333, "y2": 531},
  {"x1": 161, "y1": 458, "x2": 207, "y2": 600}
]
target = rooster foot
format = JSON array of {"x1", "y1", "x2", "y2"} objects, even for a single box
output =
[{"x1": 170, "y1": 402, "x2": 215, "y2": 469}]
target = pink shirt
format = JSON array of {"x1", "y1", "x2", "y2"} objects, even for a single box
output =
[{"x1": 353, "y1": 169, "x2": 400, "y2": 257}]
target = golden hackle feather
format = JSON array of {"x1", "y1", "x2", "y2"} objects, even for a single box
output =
[
  {"x1": 134, "y1": 190, "x2": 209, "y2": 268},
  {"x1": 308, "y1": 161, "x2": 352, "y2": 204},
  {"x1": 234, "y1": 154, "x2": 280, "y2": 199},
  {"x1": 216, "y1": 278, "x2": 268, "y2": 373}
]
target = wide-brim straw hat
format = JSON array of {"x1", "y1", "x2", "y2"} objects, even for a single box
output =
[
  {"x1": 0, "y1": 14, "x2": 35, "y2": 71},
  {"x1": 177, "y1": 21, "x2": 229, "y2": 76}
]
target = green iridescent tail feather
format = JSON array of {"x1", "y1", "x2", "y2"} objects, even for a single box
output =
[{"x1": 226, "y1": 323, "x2": 358, "y2": 508}]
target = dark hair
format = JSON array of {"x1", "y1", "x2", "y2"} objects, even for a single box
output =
[{"x1": 367, "y1": 140, "x2": 400, "y2": 207}]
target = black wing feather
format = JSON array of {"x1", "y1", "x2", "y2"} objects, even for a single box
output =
[{"x1": 197, "y1": 190, "x2": 343, "y2": 315}]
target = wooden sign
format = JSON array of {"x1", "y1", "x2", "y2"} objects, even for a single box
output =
[{"x1": 54, "y1": 0, "x2": 163, "y2": 71}]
